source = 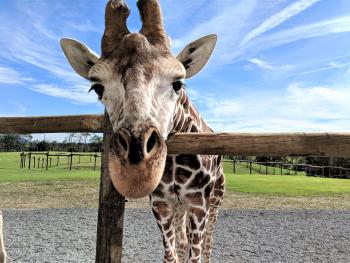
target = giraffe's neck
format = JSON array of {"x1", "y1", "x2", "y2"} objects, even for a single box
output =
[{"x1": 171, "y1": 88, "x2": 212, "y2": 134}]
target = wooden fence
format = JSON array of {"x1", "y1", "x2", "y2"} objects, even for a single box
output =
[
  {"x1": 20, "y1": 152, "x2": 101, "y2": 171},
  {"x1": 226, "y1": 160, "x2": 350, "y2": 179},
  {"x1": 1, "y1": 113, "x2": 350, "y2": 262}
]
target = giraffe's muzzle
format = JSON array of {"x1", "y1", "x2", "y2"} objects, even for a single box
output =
[{"x1": 108, "y1": 127, "x2": 167, "y2": 198}]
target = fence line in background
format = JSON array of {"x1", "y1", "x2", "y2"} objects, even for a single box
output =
[
  {"x1": 19, "y1": 152, "x2": 101, "y2": 171},
  {"x1": 225, "y1": 160, "x2": 350, "y2": 179}
]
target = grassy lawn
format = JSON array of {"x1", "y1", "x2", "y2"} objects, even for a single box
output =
[
  {"x1": 224, "y1": 161, "x2": 350, "y2": 197},
  {"x1": 0, "y1": 152, "x2": 100, "y2": 182},
  {"x1": 0, "y1": 152, "x2": 350, "y2": 209},
  {"x1": 224, "y1": 160, "x2": 305, "y2": 176},
  {"x1": 0, "y1": 152, "x2": 101, "y2": 209}
]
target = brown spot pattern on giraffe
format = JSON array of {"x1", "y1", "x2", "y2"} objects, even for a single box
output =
[
  {"x1": 161, "y1": 156, "x2": 173, "y2": 184},
  {"x1": 175, "y1": 167, "x2": 192, "y2": 184},
  {"x1": 175, "y1": 154, "x2": 200, "y2": 170},
  {"x1": 187, "y1": 172, "x2": 210, "y2": 189}
]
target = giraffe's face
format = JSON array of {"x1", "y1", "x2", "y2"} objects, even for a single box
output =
[
  {"x1": 90, "y1": 34, "x2": 185, "y2": 198},
  {"x1": 61, "y1": 32, "x2": 216, "y2": 198},
  {"x1": 91, "y1": 34, "x2": 186, "y2": 139}
]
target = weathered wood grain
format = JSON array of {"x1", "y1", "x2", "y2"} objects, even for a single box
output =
[
  {"x1": 95, "y1": 112, "x2": 125, "y2": 263},
  {"x1": 0, "y1": 115, "x2": 104, "y2": 133},
  {"x1": 166, "y1": 133, "x2": 350, "y2": 157}
]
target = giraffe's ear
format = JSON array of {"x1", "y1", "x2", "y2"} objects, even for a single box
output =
[
  {"x1": 177, "y1": 34, "x2": 217, "y2": 79},
  {"x1": 60, "y1": 38, "x2": 99, "y2": 80}
]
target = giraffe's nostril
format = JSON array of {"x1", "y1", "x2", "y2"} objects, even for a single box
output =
[
  {"x1": 147, "y1": 131, "x2": 159, "y2": 153},
  {"x1": 118, "y1": 134, "x2": 128, "y2": 152}
]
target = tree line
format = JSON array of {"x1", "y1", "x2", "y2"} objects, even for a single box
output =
[{"x1": 0, "y1": 133, "x2": 103, "y2": 152}]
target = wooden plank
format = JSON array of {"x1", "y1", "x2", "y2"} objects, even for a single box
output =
[
  {"x1": 166, "y1": 133, "x2": 350, "y2": 157},
  {"x1": 1, "y1": 115, "x2": 350, "y2": 157},
  {"x1": 0, "y1": 115, "x2": 104, "y2": 133},
  {"x1": 95, "y1": 112, "x2": 125, "y2": 263}
]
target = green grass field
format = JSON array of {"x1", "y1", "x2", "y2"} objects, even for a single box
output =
[
  {"x1": 1, "y1": 152, "x2": 350, "y2": 209},
  {"x1": 0, "y1": 152, "x2": 100, "y2": 182},
  {"x1": 0, "y1": 152, "x2": 349, "y2": 197},
  {"x1": 223, "y1": 161, "x2": 350, "y2": 196}
]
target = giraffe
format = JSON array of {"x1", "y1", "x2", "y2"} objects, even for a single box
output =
[
  {"x1": 60, "y1": 0, "x2": 225, "y2": 262},
  {"x1": 0, "y1": 212, "x2": 6, "y2": 263}
]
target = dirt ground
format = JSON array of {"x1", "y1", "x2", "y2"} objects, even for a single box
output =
[{"x1": 1, "y1": 181, "x2": 350, "y2": 210}]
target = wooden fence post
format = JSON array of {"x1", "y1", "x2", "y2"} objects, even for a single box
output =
[
  {"x1": 249, "y1": 161, "x2": 252, "y2": 174},
  {"x1": 280, "y1": 163, "x2": 283, "y2": 175},
  {"x1": 232, "y1": 160, "x2": 235, "y2": 174},
  {"x1": 19, "y1": 153, "x2": 22, "y2": 168},
  {"x1": 70, "y1": 154, "x2": 73, "y2": 171},
  {"x1": 28, "y1": 152, "x2": 32, "y2": 170},
  {"x1": 95, "y1": 112, "x2": 125, "y2": 263},
  {"x1": 94, "y1": 155, "x2": 97, "y2": 171},
  {"x1": 33, "y1": 157, "x2": 36, "y2": 169},
  {"x1": 46, "y1": 153, "x2": 49, "y2": 170}
]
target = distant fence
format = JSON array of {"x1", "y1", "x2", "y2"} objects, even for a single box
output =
[
  {"x1": 19, "y1": 152, "x2": 101, "y2": 171},
  {"x1": 1, "y1": 114, "x2": 350, "y2": 263},
  {"x1": 225, "y1": 160, "x2": 350, "y2": 179},
  {"x1": 225, "y1": 160, "x2": 298, "y2": 175}
]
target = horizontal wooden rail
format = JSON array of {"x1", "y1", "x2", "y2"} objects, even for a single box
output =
[
  {"x1": 1, "y1": 115, "x2": 350, "y2": 157},
  {"x1": 0, "y1": 115, "x2": 104, "y2": 133},
  {"x1": 166, "y1": 133, "x2": 350, "y2": 157}
]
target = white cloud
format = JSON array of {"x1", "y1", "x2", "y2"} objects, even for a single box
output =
[
  {"x1": 292, "y1": 61, "x2": 350, "y2": 76},
  {"x1": 31, "y1": 84, "x2": 97, "y2": 104},
  {"x1": 171, "y1": 0, "x2": 260, "y2": 55},
  {"x1": 192, "y1": 84, "x2": 350, "y2": 132},
  {"x1": 0, "y1": 65, "x2": 26, "y2": 84},
  {"x1": 247, "y1": 58, "x2": 293, "y2": 72},
  {"x1": 0, "y1": 1, "x2": 98, "y2": 104},
  {"x1": 248, "y1": 58, "x2": 274, "y2": 69},
  {"x1": 239, "y1": 0, "x2": 320, "y2": 47},
  {"x1": 171, "y1": 0, "x2": 350, "y2": 69},
  {"x1": 245, "y1": 16, "x2": 350, "y2": 57}
]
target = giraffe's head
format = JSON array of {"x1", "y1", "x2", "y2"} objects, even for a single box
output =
[{"x1": 60, "y1": 0, "x2": 216, "y2": 198}]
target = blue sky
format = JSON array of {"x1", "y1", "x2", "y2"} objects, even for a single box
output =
[{"x1": 1, "y1": 0, "x2": 350, "y2": 141}]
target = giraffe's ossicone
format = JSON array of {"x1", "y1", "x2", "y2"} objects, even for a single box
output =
[{"x1": 61, "y1": 1, "x2": 225, "y2": 262}]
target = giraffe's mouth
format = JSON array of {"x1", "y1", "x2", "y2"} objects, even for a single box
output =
[{"x1": 108, "y1": 127, "x2": 167, "y2": 198}]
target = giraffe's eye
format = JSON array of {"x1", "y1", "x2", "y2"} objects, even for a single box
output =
[
  {"x1": 172, "y1": 80, "x2": 184, "y2": 94},
  {"x1": 89, "y1": 84, "x2": 104, "y2": 100}
]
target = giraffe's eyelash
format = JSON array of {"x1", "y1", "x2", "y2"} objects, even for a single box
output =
[
  {"x1": 89, "y1": 84, "x2": 105, "y2": 100},
  {"x1": 172, "y1": 80, "x2": 185, "y2": 94}
]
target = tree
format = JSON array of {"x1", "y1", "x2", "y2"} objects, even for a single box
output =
[
  {"x1": 36, "y1": 140, "x2": 49, "y2": 151},
  {"x1": 68, "y1": 133, "x2": 77, "y2": 152},
  {"x1": 0, "y1": 134, "x2": 32, "y2": 151},
  {"x1": 82, "y1": 133, "x2": 91, "y2": 152},
  {"x1": 89, "y1": 134, "x2": 103, "y2": 152}
]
